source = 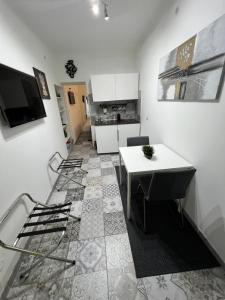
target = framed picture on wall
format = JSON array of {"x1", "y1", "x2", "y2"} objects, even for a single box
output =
[
  {"x1": 68, "y1": 90, "x2": 75, "y2": 104},
  {"x1": 33, "y1": 67, "x2": 50, "y2": 99}
]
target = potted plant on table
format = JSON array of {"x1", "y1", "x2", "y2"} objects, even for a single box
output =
[{"x1": 142, "y1": 145, "x2": 154, "y2": 159}]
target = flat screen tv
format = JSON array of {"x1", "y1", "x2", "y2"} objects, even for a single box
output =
[{"x1": 0, "y1": 63, "x2": 47, "y2": 128}]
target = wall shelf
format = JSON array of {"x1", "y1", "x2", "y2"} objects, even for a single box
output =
[{"x1": 54, "y1": 84, "x2": 71, "y2": 153}]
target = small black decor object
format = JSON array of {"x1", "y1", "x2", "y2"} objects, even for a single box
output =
[
  {"x1": 63, "y1": 127, "x2": 67, "y2": 138},
  {"x1": 33, "y1": 67, "x2": 50, "y2": 99},
  {"x1": 142, "y1": 145, "x2": 154, "y2": 159},
  {"x1": 65, "y1": 60, "x2": 77, "y2": 78}
]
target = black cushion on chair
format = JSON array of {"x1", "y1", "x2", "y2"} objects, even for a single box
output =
[
  {"x1": 127, "y1": 136, "x2": 149, "y2": 147},
  {"x1": 147, "y1": 169, "x2": 196, "y2": 202},
  {"x1": 136, "y1": 168, "x2": 196, "y2": 233}
]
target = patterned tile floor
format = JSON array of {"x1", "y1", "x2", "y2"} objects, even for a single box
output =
[{"x1": 2, "y1": 128, "x2": 225, "y2": 300}]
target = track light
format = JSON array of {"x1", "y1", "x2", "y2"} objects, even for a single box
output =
[
  {"x1": 104, "y1": 3, "x2": 109, "y2": 21},
  {"x1": 92, "y1": 3, "x2": 100, "y2": 16},
  {"x1": 91, "y1": 0, "x2": 110, "y2": 20}
]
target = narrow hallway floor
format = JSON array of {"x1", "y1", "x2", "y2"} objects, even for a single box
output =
[{"x1": 3, "y1": 129, "x2": 225, "y2": 300}]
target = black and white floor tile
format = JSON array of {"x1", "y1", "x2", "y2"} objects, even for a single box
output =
[
  {"x1": 75, "y1": 237, "x2": 106, "y2": 275},
  {"x1": 108, "y1": 265, "x2": 147, "y2": 300},
  {"x1": 3, "y1": 127, "x2": 225, "y2": 300},
  {"x1": 79, "y1": 212, "x2": 104, "y2": 240},
  {"x1": 104, "y1": 212, "x2": 127, "y2": 236},
  {"x1": 105, "y1": 233, "x2": 133, "y2": 269},
  {"x1": 103, "y1": 195, "x2": 123, "y2": 213},
  {"x1": 101, "y1": 167, "x2": 115, "y2": 176},
  {"x1": 71, "y1": 271, "x2": 108, "y2": 300}
]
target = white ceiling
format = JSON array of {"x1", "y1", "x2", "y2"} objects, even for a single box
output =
[{"x1": 6, "y1": 0, "x2": 176, "y2": 54}]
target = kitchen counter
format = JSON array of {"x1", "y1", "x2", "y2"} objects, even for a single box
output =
[{"x1": 94, "y1": 119, "x2": 140, "y2": 126}]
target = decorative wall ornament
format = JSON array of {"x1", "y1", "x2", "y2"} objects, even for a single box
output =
[
  {"x1": 158, "y1": 14, "x2": 225, "y2": 101},
  {"x1": 33, "y1": 67, "x2": 50, "y2": 99},
  {"x1": 65, "y1": 60, "x2": 77, "y2": 78}
]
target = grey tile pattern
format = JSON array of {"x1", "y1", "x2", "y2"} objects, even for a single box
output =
[
  {"x1": 48, "y1": 191, "x2": 67, "y2": 204},
  {"x1": 66, "y1": 188, "x2": 84, "y2": 202},
  {"x1": 6, "y1": 284, "x2": 37, "y2": 300},
  {"x1": 75, "y1": 237, "x2": 106, "y2": 275},
  {"x1": 87, "y1": 168, "x2": 101, "y2": 178},
  {"x1": 101, "y1": 167, "x2": 115, "y2": 176},
  {"x1": 79, "y1": 212, "x2": 104, "y2": 240},
  {"x1": 100, "y1": 154, "x2": 112, "y2": 162},
  {"x1": 89, "y1": 153, "x2": 98, "y2": 158},
  {"x1": 83, "y1": 185, "x2": 103, "y2": 200},
  {"x1": 87, "y1": 161, "x2": 101, "y2": 169},
  {"x1": 106, "y1": 233, "x2": 133, "y2": 269},
  {"x1": 111, "y1": 154, "x2": 120, "y2": 166},
  {"x1": 70, "y1": 200, "x2": 82, "y2": 218},
  {"x1": 104, "y1": 212, "x2": 127, "y2": 236},
  {"x1": 103, "y1": 183, "x2": 123, "y2": 213},
  {"x1": 103, "y1": 195, "x2": 123, "y2": 213},
  {"x1": 4, "y1": 128, "x2": 225, "y2": 300},
  {"x1": 71, "y1": 271, "x2": 108, "y2": 300},
  {"x1": 86, "y1": 176, "x2": 103, "y2": 186},
  {"x1": 34, "y1": 276, "x2": 74, "y2": 300},
  {"x1": 101, "y1": 161, "x2": 114, "y2": 168},
  {"x1": 143, "y1": 267, "x2": 225, "y2": 300},
  {"x1": 82, "y1": 198, "x2": 103, "y2": 215},
  {"x1": 102, "y1": 174, "x2": 118, "y2": 186},
  {"x1": 103, "y1": 184, "x2": 120, "y2": 198},
  {"x1": 108, "y1": 265, "x2": 147, "y2": 300},
  {"x1": 63, "y1": 219, "x2": 80, "y2": 242}
]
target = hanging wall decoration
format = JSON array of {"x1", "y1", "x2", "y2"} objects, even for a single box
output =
[
  {"x1": 33, "y1": 67, "x2": 50, "y2": 99},
  {"x1": 158, "y1": 14, "x2": 225, "y2": 101},
  {"x1": 65, "y1": 60, "x2": 77, "y2": 78}
]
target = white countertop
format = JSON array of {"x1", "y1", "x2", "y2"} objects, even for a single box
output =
[{"x1": 119, "y1": 144, "x2": 193, "y2": 174}]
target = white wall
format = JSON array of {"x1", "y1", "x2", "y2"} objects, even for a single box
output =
[
  {"x1": 0, "y1": 1, "x2": 67, "y2": 295},
  {"x1": 138, "y1": 0, "x2": 225, "y2": 262},
  {"x1": 54, "y1": 51, "x2": 137, "y2": 88}
]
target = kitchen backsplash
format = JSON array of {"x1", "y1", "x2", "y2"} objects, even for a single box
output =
[{"x1": 90, "y1": 100, "x2": 140, "y2": 122}]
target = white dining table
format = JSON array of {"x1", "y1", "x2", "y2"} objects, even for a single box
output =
[{"x1": 119, "y1": 144, "x2": 193, "y2": 219}]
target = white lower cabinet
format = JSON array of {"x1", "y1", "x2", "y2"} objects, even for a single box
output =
[
  {"x1": 118, "y1": 124, "x2": 140, "y2": 147},
  {"x1": 95, "y1": 125, "x2": 118, "y2": 154},
  {"x1": 91, "y1": 125, "x2": 96, "y2": 147},
  {"x1": 95, "y1": 123, "x2": 140, "y2": 154}
]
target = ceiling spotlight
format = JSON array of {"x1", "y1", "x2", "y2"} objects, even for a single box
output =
[
  {"x1": 92, "y1": 3, "x2": 100, "y2": 16},
  {"x1": 104, "y1": 3, "x2": 109, "y2": 21}
]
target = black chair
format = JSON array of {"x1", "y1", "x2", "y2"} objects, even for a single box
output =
[
  {"x1": 126, "y1": 136, "x2": 150, "y2": 190},
  {"x1": 127, "y1": 136, "x2": 149, "y2": 147},
  {"x1": 135, "y1": 168, "x2": 196, "y2": 233}
]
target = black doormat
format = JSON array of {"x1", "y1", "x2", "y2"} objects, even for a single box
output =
[{"x1": 115, "y1": 166, "x2": 220, "y2": 278}]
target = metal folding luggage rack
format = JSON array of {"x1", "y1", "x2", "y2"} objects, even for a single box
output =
[
  {"x1": 48, "y1": 152, "x2": 88, "y2": 190},
  {"x1": 0, "y1": 193, "x2": 80, "y2": 281}
]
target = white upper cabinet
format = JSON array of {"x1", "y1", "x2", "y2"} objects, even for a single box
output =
[
  {"x1": 91, "y1": 74, "x2": 115, "y2": 102},
  {"x1": 115, "y1": 73, "x2": 139, "y2": 100},
  {"x1": 91, "y1": 73, "x2": 139, "y2": 102}
]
